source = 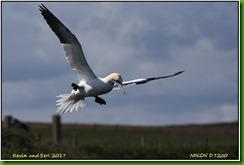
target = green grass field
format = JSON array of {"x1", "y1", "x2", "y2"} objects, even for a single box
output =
[{"x1": 2, "y1": 122, "x2": 239, "y2": 160}]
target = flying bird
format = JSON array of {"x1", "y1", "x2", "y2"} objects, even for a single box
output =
[{"x1": 39, "y1": 4, "x2": 184, "y2": 114}]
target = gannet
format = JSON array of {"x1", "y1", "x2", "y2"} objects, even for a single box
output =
[{"x1": 39, "y1": 4, "x2": 184, "y2": 114}]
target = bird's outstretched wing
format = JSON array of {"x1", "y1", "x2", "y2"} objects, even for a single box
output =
[
  {"x1": 39, "y1": 4, "x2": 97, "y2": 82},
  {"x1": 114, "y1": 70, "x2": 185, "y2": 89}
]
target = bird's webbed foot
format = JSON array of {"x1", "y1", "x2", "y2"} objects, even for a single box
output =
[
  {"x1": 71, "y1": 83, "x2": 79, "y2": 91},
  {"x1": 94, "y1": 96, "x2": 106, "y2": 105}
]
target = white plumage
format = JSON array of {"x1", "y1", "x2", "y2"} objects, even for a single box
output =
[{"x1": 39, "y1": 4, "x2": 184, "y2": 114}]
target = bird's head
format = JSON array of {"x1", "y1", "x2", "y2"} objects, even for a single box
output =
[{"x1": 107, "y1": 73, "x2": 125, "y2": 94}]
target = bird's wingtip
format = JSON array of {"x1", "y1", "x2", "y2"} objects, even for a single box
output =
[{"x1": 175, "y1": 70, "x2": 185, "y2": 75}]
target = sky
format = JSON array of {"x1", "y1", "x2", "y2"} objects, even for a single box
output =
[{"x1": 1, "y1": 1, "x2": 239, "y2": 126}]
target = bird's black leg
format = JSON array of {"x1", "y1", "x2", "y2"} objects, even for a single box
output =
[
  {"x1": 71, "y1": 83, "x2": 79, "y2": 91},
  {"x1": 94, "y1": 96, "x2": 106, "y2": 105}
]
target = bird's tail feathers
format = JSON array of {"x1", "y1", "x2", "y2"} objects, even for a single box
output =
[{"x1": 56, "y1": 93, "x2": 86, "y2": 114}]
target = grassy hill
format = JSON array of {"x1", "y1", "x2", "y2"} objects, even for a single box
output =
[{"x1": 2, "y1": 121, "x2": 239, "y2": 160}]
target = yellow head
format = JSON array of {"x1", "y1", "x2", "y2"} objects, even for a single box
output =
[{"x1": 107, "y1": 73, "x2": 125, "y2": 94}]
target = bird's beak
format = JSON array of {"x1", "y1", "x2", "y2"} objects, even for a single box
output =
[{"x1": 114, "y1": 81, "x2": 126, "y2": 94}]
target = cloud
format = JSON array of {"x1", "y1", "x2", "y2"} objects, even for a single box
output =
[{"x1": 2, "y1": 2, "x2": 238, "y2": 126}]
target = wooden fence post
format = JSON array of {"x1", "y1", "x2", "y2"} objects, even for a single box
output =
[
  {"x1": 73, "y1": 134, "x2": 78, "y2": 147},
  {"x1": 35, "y1": 133, "x2": 41, "y2": 145},
  {"x1": 4, "y1": 115, "x2": 12, "y2": 129},
  {"x1": 52, "y1": 115, "x2": 61, "y2": 144},
  {"x1": 140, "y1": 136, "x2": 145, "y2": 147},
  {"x1": 205, "y1": 137, "x2": 208, "y2": 149}
]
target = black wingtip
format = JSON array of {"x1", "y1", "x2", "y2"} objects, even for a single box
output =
[
  {"x1": 39, "y1": 4, "x2": 47, "y2": 13},
  {"x1": 175, "y1": 70, "x2": 185, "y2": 75}
]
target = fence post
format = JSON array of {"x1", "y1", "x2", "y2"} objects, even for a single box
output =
[
  {"x1": 73, "y1": 134, "x2": 78, "y2": 147},
  {"x1": 52, "y1": 115, "x2": 61, "y2": 144},
  {"x1": 4, "y1": 115, "x2": 12, "y2": 129},
  {"x1": 35, "y1": 133, "x2": 41, "y2": 145},
  {"x1": 205, "y1": 137, "x2": 208, "y2": 149},
  {"x1": 140, "y1": 136, "x2": 145, "y2": 147}
]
